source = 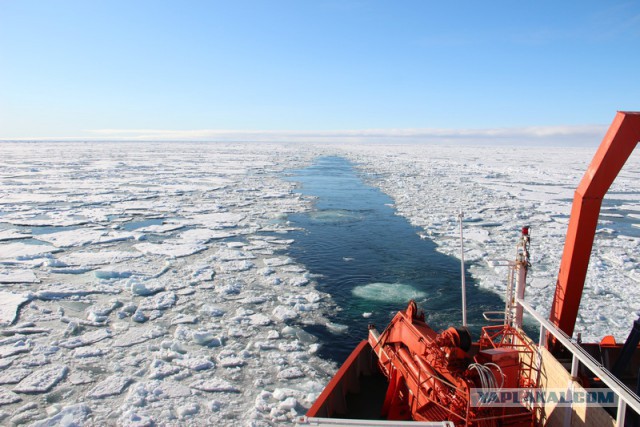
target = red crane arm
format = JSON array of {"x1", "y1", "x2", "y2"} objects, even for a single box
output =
[{"x1": 549, "y1": 111, "x2": 640, "y2": 339}]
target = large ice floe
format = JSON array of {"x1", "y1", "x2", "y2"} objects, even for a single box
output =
[
  {"x1": 0, "y1": 141, "x2": 639, "y2": 425},
  {"x1": 0, "y1": 142, "x2": 336, "y2": 426}
]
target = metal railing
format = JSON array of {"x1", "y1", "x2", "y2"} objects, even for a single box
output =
[{"x1": 516, "y1": 297, "x2": 640, "y2": 426}]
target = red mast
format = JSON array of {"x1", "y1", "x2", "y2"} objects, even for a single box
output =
[{"x1": 549, "y1": 112, "x2": 640, "y2": 340}]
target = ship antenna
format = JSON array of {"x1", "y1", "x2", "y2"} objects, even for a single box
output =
[{"x1": 458, "y1": 209, "x2": 468, "y2": 327}]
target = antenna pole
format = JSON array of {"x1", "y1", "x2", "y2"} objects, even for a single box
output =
[{"x1": 458, "y1": 210, "x2": 467, "y2": 327}]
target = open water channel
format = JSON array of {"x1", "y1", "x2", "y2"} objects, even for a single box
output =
[{"x1": 285, "y1": 156, "x2": 504, "y2": 363}]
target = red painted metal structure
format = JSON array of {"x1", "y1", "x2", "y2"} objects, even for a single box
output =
[
  {"x1": 365, "y1": 300, "x2": 537, "y2": 426},
  {"x1": 549, "y1": 112, "x2": 640, "y2": 339}
]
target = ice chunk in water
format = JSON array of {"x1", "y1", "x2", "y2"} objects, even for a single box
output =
[
  {"x1": 134, "y1": 242, "x2": 206, "y2": 258},
  {"x1": 0, "y1": 269, "x2": 39, "y2": 284},
  {"x1": 326, "y1": 322, "x2": 348, "y2": 334},
  {"x1": 0, "y1": 242, "x2": 59, "y2": 261},
  {"x1": 190, "y1": 378, "x2": 240, "y2": 393},
  {"x1": 30, "y1": 404, "x2": 91, "y2": 427},
  {"x1": 88, "y1": 375, "x2": 132, "y2": 398},
  {"x1": 13, "y1": 365, "x2": 68, "y2": 394},
  {"x1": 0, "y1": 292, "x2": 31, "y2": 325},
  {"x1": 351, "y1": 282, "x2": 426, "y2": 303},
  {"x1": 0, "y1": 387, "x2": 22, "y2": 405}
]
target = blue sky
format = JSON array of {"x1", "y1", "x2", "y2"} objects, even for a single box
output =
[{"x1": 1, "y1": 1, "x2": 639, "y2": 142}]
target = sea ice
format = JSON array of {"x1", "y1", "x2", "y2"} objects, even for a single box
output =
[
  {"x1": 213, "y1": 248, "x2": 256, "y2": 261},
  {"x1": 137, "y1": 291, "x2": 176, "y2": 311},
  {"x1": 325, "y1": 322, "x2": 349, "y2": 334},
  {"x1": 0, "y1": 292, "x2": 31, "y2": 325},
  {"x1": 72, "y1": 346, "x2": 107, "y2": 358},
  {"x1": 190, "y1": 212, "x2": 246, "y2": 228},
  {"x1": 216, "y1": 260, "x2": 255, "y2": 273},
  {"x1": 113, "y1": 327, "x2": 165, "y2": 347},
  {"x1": 87, "y1": 375, "x2": 132, "y2": 399},
  {"x1": 277, "y1": 367, "x2": 305, "y2": 380},
  {"x1": 177, "y1": 229, "x2": 236, "y2": 244},
  {"x1": 351, "y1": 282, "x2": 427, "y2": 303},
  {"x1": 34, "y1": 284, "x2": 120, "y2": 300},
  {"x1": 135, "y1": 222, "x2": 187, "y2": 234},
  {"x1": 263, "y1": 257, "x2": 293, "y2": 267},
  {"x1": 0, "y1": 369, "x2": 31, "y2": 385},
  {"x1": 249, "y1": 313, "x2": 273, "y2": 326},
  {"x1": 272, "y1": 305, "x2": 298, "y2": 322},
  {"x1": 190, "y1": 378, "x2": 240, "y2": 393},
  {"x1": 191, "y1": 330, "x2": 223, "y2": 346},
  {"x1": 133, "y1": 242, "x2": 206, "y2": 258},
  {"x1": 127, "y1": 279, "x2": 165, "y2": 296},
  {"x1": 177, "y1": 403, "x2": 199, "y2": 419},
  {"x1": 35, "y1": 228, "x2": 110, "y2": 248},
  {"x1": 0, "y1": 269, "x2": 39, "y2": 284},
  {"x1": 0, "y1": 229, "x2": 31, "y2": 242},
  {"x1": 58, "y1": 328, "x2": 112, "y2": 349},
  {"x1": 30, "y1": 404, "x2": 91, "y2": 427},
  {"x1": 58, "y1": 250, "x2": 143, "y2": 266},
  {"x1": 94, "y1": 269, "x2": 133, "y2": 280},
  {"x1": 0, "y1": 340, "x2": 31, "y2": 358},
  {"x1": 0, "y1": 387, "x2": 21, "y2": 406},
  {"x1": 13, "y1": 365, "x2": 68, "y2": 394},
  {"x1": 0, "y1": 242, "x2": 59, "y2": 261},
  {"x1": 148, "y1": 359, "x2": 181, "y2": 379},
  {"x1": 173, "y1": 357, "x2": 215, "y2": 371},
  {"x1": 0, "y1": 142, "x2": 344, "y2": 423}
]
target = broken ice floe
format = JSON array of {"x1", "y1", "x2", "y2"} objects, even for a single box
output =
[
  {"x1": 13, "y1": 365, "x2": 68, "y2": 394},
  {"x1": 133, "y1": 242, "x2": 207, "y2": 258},
  {"x1": 190, "y1": 378, "x2": 240, "y2": 393},
  {"x1": 0, "y1": 229, "x2": 31, "y2": 242},
  {"x1": 87, "y1": 375, "x2": 132, "y2": 399},
  {"x1": 0, "y1": 368, "x2": 31, "y2": 385},
  {"x1": 351, "y1": 282, "x2": 427, "y2": 303},
  {"x1": 30, "y1": 403, "x2": 91, "y2": 427},
  {"x1": 0, "y1": 242, "x2": 60, "y2": 261},
  {"x1": 36, "y1": 228, "x2": 134, "y2": 248},
  {"x1": 0, "y1": 269, "x2": 39, "y2": 284},
  {"x1": 58, "y1": 329, "x2": 112, "y2": 349},
  {"x1": 58, "y1": 250, "x2": 143, "y2": 266},
  {"x1": 0, "y1": 292, "x2": 31, "y2": 325},
  {"x1": 0, "y1": 387, "x2": 22, "y2": 406},
  {"x1": 34, "y1": 284, "x2": 120, "y2": 300}
]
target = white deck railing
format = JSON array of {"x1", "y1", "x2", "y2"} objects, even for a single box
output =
[{"x1": 516, "y1": 297, "x2": 640, "y2": 426}]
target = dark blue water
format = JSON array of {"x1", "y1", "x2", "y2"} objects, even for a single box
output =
[{"x1": 285, "y1": 157, "x2": 504, "y2": 363}]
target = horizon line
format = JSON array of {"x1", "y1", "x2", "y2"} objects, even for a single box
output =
[{"x1": 0, "y1": 124, "x2": 608, "y2": 145}]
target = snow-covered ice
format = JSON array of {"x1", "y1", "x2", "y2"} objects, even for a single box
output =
[
  {"x1": 0, "y1": 269, "x2": 39, "y2": 284},
  {"x1": 87, "y1": 375, "x2": 133, "y2": 399},
  {"x1": 0, "y1": 141, "x2": 638, "y2": 425},
  {"x1": 0, "y1": 293, "x2": 32, "y2": 326},
  {"x1": 12, "y1": 365, "x2": 68, "y2": 394},
  {"x1": 0, "y1": 242, "x2": 60, "y2": 261},
  {"x1": 30, "y1": 404, "x2": 91, "y2": 427}
]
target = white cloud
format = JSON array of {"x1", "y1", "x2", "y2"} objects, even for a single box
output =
[
  {"x1": 84, "y1": 125, "x2": 606, "y2": 146},
  {"x1": 1, "y1": 125, "x2": 607, "y2": 146}
]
